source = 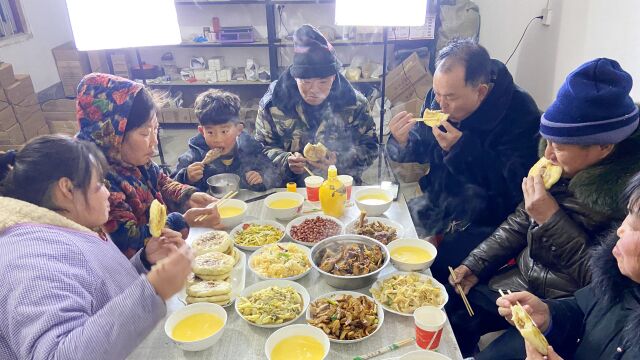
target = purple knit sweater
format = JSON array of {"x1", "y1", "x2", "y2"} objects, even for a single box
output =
[{"x1": 0, "y1": 219, "x2": 166, "y2": 359}]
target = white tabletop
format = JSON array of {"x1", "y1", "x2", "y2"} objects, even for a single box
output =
[{"x1": 128, "y1": 187, "x2": 462, "y2": 360}]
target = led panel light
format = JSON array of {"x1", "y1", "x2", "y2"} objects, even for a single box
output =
[{"x1": 335, "y1": 0, "x2": 428, "y2": 27}]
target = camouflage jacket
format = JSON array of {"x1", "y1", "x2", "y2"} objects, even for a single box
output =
[{"x1": 256, "y1": 71, "x2": 378, "y2": 183}]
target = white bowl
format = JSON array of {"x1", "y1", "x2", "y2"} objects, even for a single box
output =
[
  {"x1": 387, "y1": 238, "x2": 438, "y2": 272},
  {"x1": 397, "y1": 350, "x2": 452, "y2": 360},
  {"x1": 370, "y1": 271, "x2": 448, "y2": 316},
  {"x1": 164, "y1": 303, "x2": 227, "y2": 352},
  {"x1": 248, "y1": 242, "x2": 312, "y2": 280},
  {"x1": 265, "y1": 324, "x2": 330, "y2": 360},
  {"x1": 285, "y1": 214, "x2": 345, "y2": 247},
  {"x1": 354, "y1": 188, "x2": 393, "y2": 216},
  {"x1": 218, "y1": 199, "x2": 248, "y2": 228},
  {"x1": 235, "y1": 279, "x2": 310, "y2": 328},
  {"x1": 306, "y1": 291, "x2": 384, "y2": 343},
  {"x1": 264, "y1": 192, "x2": 305, "y2": 220},
  {"x1": 345, "y1": 217, "x2": 405, "y2": 245},
  {"x1": 230, "y1": 220, "x2": 286, "y2": 251}
]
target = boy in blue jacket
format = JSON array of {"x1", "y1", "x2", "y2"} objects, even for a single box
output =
[{"x1": 173, "y1": 89, "x2": 280, "y2": 191}]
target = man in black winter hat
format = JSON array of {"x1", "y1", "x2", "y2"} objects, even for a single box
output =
[{"x1": 255, "y1": 24, "x2": 378, "y2": 185}]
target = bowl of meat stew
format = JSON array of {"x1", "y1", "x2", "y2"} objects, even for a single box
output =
[{"x1": 309, "y1": 235, "x2": 390, "y2": 290}]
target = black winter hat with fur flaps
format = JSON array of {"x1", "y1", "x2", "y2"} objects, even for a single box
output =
[{"x1": 290, "y1": 24, "x2": 340, "y2": 79}]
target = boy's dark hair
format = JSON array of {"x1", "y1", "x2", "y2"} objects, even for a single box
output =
[
  {"x1": 0, "y1": 135, "x2": 108, "y2": 211},
  {"x1": 194, "y1": 89, "x2": 241, "y2": 126},
  {"x1": 435, "y1": 38, "x2": 492, "y2": 87}
]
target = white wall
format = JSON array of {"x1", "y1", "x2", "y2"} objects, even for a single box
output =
[
  {"x1": 0, "y1": 0, "x2": 74, "y2": 92},
  {"x1": 475, "y1": 0, "x2": 640, "y2": 109}
]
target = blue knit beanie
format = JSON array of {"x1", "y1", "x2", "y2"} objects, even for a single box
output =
[{"x1": 540, "y1": 58, "x2": 639, "y2": 145}]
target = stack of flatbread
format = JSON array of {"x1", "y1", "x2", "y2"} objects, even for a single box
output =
[{"x1": 186, "y1": 231, "x2": 241, "y2": 305}]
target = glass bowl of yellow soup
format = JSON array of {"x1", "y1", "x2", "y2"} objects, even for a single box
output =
[
  {"x1": 164, "y1": 302, "x2": 228, "y2": 351},
  {"x1": 264, "y1": 192, "x2": 305, "y2": 220},
  {"x1": 218, "y1": 199, "x2": 248, "y2": 228},
  {"x1": 354, "y1": 188, "x2": 393, "y2": 216},
  {"x1": 265, "y1": 324, "x2": 330, "y2": 360},
  {"x1": 387, "y1": 238, "x2": 438, "y2": 272}
]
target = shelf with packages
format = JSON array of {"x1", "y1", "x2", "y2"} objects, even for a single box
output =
[
  {"x1": 147, "y1": 79, "x2": 270, "y2": 86},
  {"x1": 174, "y1": 40, "x2": 270, "y2": 48},
  {"x1": 276, "y1": 38, "x2": 434, "y2": 47}
]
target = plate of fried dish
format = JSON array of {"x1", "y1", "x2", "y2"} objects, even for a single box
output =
[
  {"x1": 345, "y1": 212, "x2": 405, "y2": 245},
  {"x1": 235, "y1": 280, "x2": 310, "y2": 328},
  {"x1": 230, "y1": 220, "x2": 286, "y2": 251},
  {"x1": 248, "y1": 242, "x2": 312, "y2": 281},
  {"x1": 370, "y1": 272, "x2": 448, "y2": 316},
  {"x1": 306, "y1": 291, "x2": 384, "y2": 343}
]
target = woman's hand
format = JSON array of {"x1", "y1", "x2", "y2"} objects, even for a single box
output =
[
  {"x1": 525, "y1": 342, "x2": 563, "y2": 360},
  {"x1": 144, "y1": 228, "x2": 185, "y2": 265},
  {"x1": 147, "y1": 245, "x2": 194, "y2": 301},
  {"x1": 184, "y1": 206, "x2": 223, "y2": 229},
  {"x1": 189, "y1": 192, "x2": 217, "y2": 209},
  {"x1": 497, "y1": 291, "x2": 551, "y2": 332},
  {"x1": 448, "y1": 265, "x2": 479, "y2": 295},
  {"x1": 522, "y1": 174, "x2": 560, "y2": 225}
]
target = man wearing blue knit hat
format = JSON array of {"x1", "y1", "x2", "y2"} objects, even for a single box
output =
[{"x1": 448, "y1": 58, "x2": 640, "y2": 359}]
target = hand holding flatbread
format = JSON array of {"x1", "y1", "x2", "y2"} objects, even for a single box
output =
[
  {"x1": 303, "y1": 142, "x2": 328, "y2": 162},
  {"x1": 497, "y1": 290, "x2": 551, "y2": 356},
  {"x1": 418, "y1": 109, "x2": 450, "y2": 127},
  {"x1": 528, "y1": 157, "x2": 562, "y2": 189}
]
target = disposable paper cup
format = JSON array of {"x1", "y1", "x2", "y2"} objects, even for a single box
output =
[
  {"x1": 304, "y1": 176, "x2": 324, "y2": 202},
  {"x1": 414, "y1": 306, "x2": 447, "y2": 350},
  {"x1": 337, "y1": 175, "x2": 353, "y2": 200}
]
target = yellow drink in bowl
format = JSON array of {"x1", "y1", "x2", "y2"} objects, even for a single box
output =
[
  {"x1": 271, "y1": 335, "x2": 325, "y2": 360},
  {"x1": 172, "y1": 313, "x2": 224, "y2": 342},
  {"x1": 218, "y1": 206, "x2": 244, "y2": 218}
]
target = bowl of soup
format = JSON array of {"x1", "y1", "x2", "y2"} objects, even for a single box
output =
[
  {"x1": 164, "y1": 303, "x2": 228, "y2": 351},
  {"x1": 265, "y1": 192, "x2": 304, "y2": 220},
  {"x1": 387, "y1": 238, "x2": 437, "y2": 272},
  {"x1": 354, "y1": 188, "x2": 392, "y2": 216},
  {"x1": 218, "y1": 198, "x2": 247, "y2": 228},
  {"x1": 207, "y1": 173, "x2": 240, "y2": 197},
  {"x1": 265, "y1": 324, "x2": 330, "y2": 360}
]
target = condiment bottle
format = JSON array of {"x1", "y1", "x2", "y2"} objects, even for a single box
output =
[
  {"x1": 319, "y1": 165, "x2": 346, "y2": 217},
  {"x1": 286, "y1": 182, "x2": 297, "y2": 192}
]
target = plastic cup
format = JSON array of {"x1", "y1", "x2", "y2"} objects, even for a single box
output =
[
  {"x1": 337, "y1": 175, "x2": 353, "y2": 200},
  {"x1": 414, "y1": 306, "x2": 447, "y2": 350},
  {"x1": 304, "y1": 176, "x2": 324, "y2": 202}
]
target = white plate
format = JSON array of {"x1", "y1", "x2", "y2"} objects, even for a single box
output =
[
  {"x1": 345, "y1": 217, "x2": 405, "y2": 244},
  {"x1": 230, "y1": 220, "x2": 286, "y2": 251},
  {"x1": 285, "y1": 214, "x2": 345, "y2": 247},
  {"x1": 248, "y1": 242, "x2": 312, "y2": 281},
  {"x1": 235, "y1": 279, "x2": 310, "y2": 328},
  {"x1": 306, "y1": 290, "x2": 384, "y2": 344},
  {"x1": 182, "y1": 227, "x2": 246, "y2": 308},
  {"x1": 369, "y1": 271, "x2": 448, "y2": 316}
]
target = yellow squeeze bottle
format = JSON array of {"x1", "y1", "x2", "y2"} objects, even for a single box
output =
[{"x1": 319, "y1": 165, "x2": 346, "y2": 218}]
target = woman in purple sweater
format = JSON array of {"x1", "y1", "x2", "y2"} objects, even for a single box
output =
[{"x1": 0, "y1": 135, "x2": 192, "y2": 359}]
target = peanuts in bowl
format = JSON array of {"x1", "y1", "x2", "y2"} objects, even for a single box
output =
[{"x1": 286, "y1": 215, "x2": 344, "y2": 246}]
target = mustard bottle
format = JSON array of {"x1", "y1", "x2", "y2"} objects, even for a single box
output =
[{"x1": 319, "y1": 165, "x2": 346, "y2": 218}]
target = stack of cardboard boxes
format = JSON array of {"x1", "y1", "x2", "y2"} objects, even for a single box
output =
[
  {"x1": 52, "y1": 42, "x2": 92, "y2": 98},
  {"x1": 42, "y1": 99, "x2": 78, "y2": 137},
  {"x1": 0, "y1": 63, "x2": 49, "y2": 152}
]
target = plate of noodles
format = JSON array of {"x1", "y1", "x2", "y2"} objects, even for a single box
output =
[{"x1": 370, "y1": 271, "x2": 448, "y2": 316}]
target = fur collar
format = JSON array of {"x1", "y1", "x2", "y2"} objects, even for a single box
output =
[
  {"x1": 0, "y1": 197, "x2": 93, "y2": 234},
  {"x1": 590, "y1": 230, "x2": 640, "y2": 353},
  {"x1": 538, "y1": 127, "x2": 640, "y2": 219}
]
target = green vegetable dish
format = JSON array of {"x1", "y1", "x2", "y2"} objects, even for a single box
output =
[{"x1": 235, "y1": 223, "x2": 284, "y2": 247}]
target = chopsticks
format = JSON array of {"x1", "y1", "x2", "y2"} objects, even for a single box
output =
[
  {"x1": 194, "y1": 190, "x2": 237, "y2": 222},
  {"x1": 448, "y1": 266, "x2": 474, "y2": 317},
  {"x1": 303, "y1": 166, "x2": 314, "y2": 176},
  {"x1": 353, "y1": 337, "x2": 415, "y2": 360}
]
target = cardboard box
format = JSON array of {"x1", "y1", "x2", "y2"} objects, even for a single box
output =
[
  {"x1": 0, "y1": 123, "x2": 26, "y2": 145},
  {"x1": 42, "y1": 99, "x2": 76, "y2": 113},
  {"x1": 0, "y1": 62, "x2": 16, "y2": 89},
  {"x1": 409, "y1": 15, "x2": 436, "y2": 40},
  {"x1": 389, "y1": 27, "x2": 410, "y2": 40},
  {"x1": 385, "y1": 52, "x2": 433, "y2": 104},
  {"x1": 20, "y1": 111, "x2": 47, "y2": 140},
  {"x1": 0, "y1": 87, "x2": 6, "y2": 103},
  {"x1": 52, "y1": 42, "x2": 85, "y2": 62},
  {"x1": 47, "y1": 120, "x2": 79, "y2": 136},
  {"x1": 160, "y1": 108, "x2": 191, "y2": 123},
  {"x1": 88, "y1": 50, "x2": 110, "y2": 73},
  {"x1": 0, "y1": 105, "x2": 17, "y2": 132},
  {"x1": 12, "y1": 95, "x2": 41, "y2": 123},
  {"x1": 4, "y1": 75, "x2": 35, "y2": 105},
  {"x1": 56, "y1": 60, "x2": 91, "y2": 97},
  {"x1": 390, "y1": 99, "x2": 423, "y2": 118}
]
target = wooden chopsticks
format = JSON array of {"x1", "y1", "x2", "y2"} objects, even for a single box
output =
[
  {"x1": 449, "y1": 266, "x2": 474, "y2": 317},
  {"x1": 194, "y1": 190, "x2": 237, "y2": 222},
  {"x1": 303, "y1": 166, "x2": 314, "y2": 176}
]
